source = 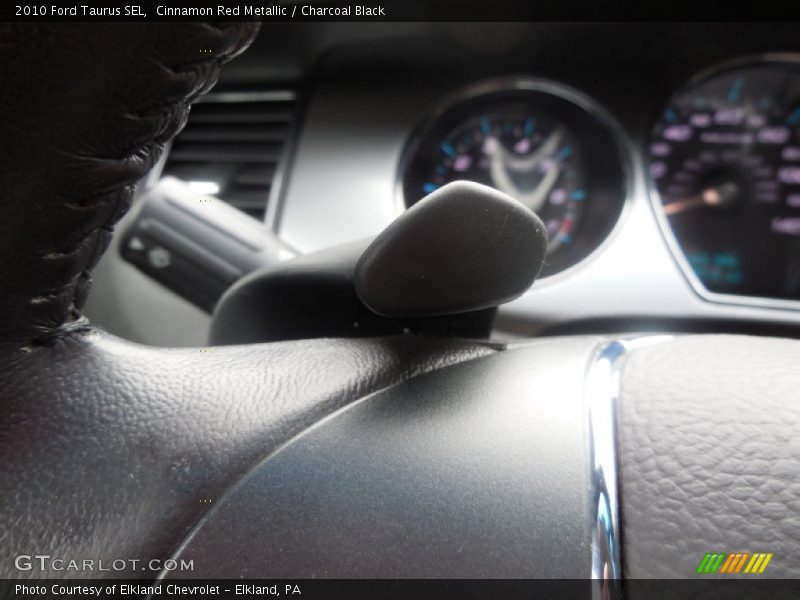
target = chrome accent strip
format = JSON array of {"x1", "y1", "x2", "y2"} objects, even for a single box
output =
[
  {"x1": 586, "y1": 336, "x2": 673, "y2": 597},
  {"x1": 587, "y1": 340, "x2": 624, "y2": 591}
]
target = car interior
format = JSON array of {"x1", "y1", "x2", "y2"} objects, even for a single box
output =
[{"x1": 1, "y1": 18, "x2": 799, "y2": 598}]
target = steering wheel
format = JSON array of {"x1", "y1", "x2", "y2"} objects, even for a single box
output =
[{"x1": 1, "y1": 23, "x2": 798, "y2": 595}]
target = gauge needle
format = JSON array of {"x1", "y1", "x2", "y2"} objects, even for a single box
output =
[
  {"x1": 487, "y1": 128, "x2": 565, "y2": 211},
  {"x1": 663, "y1": 181, "x2": 739, "y2": 216},
  {"x1": 518, "y1": 163, "x2": 562, "y2": 212}
]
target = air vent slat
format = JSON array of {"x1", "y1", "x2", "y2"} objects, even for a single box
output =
[
  {"x1": 185, "y1": 112, "x2": 295, "y2": 125},
  {"x1": 231, "y1": 167, "x2": 277, "y2": 186},
  {"x1": 187, "y1": 102, "x2": 296, "y2": 125},
  {"x1": 160, "y1": 88, "x2": 299, "y2": 221},
  {"x1": 177, "y1": 124, "x2": 290, "y2": 143},
  {"x1": 223, "y1": 193, "x2": 274, "y2": 211},
  {"x1": 168, "y1": 145, "x2": 283, "y2": 163}
]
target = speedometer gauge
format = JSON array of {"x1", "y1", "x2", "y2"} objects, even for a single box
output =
[
  {"x1": 650, "y1": 59, "x2": 800, "y2": 305},
  {"x1": 401, "y1": 79, "x2": 628, "y2": 277}
]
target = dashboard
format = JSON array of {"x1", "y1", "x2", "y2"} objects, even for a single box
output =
[
  {"x1": 85, "y1": 22, "x2": 800, "y2": 345},
  {"x1": 397, "y1": 58, "x2": 800, "y2": 306}
]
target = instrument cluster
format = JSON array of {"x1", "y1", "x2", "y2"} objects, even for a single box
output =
[
  {"x1": 400, "y1": 59, "x2": 800, "y2": 307},
  {"x1": 649, "y1": 58, "x2": 800, "y2": 307},
  {"x1": 400, "y1": 79, "x2": 628, "y2": 278}
]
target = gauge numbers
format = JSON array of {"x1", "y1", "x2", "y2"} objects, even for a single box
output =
[{"x1": 651, "y1": 61, "x2": 800, "y2": 303}]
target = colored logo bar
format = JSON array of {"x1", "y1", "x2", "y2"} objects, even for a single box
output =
[{"x1": 696, "y1": 552, "x2": 773, "y2": 574}]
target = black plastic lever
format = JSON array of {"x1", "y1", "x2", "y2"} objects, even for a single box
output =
[
  {"x1": 120, "y1": 177, "x2": 297, "y2": 312},
  {"x1": 355, "y1": 180, "x2": 547, "y2": 318},
  {"x1": 210, "y1": 181, "x2": 547, "y2": 344}
]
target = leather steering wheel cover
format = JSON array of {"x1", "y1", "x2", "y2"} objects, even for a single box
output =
[{"x1": 0, "y1": 23, "x2": 258, "y2": 350}]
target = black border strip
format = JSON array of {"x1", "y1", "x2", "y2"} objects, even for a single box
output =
[{"x1": 3, "y1": 1, "x2": 800, "y2": 22}]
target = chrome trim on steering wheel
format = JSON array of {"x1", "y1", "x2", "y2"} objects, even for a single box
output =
[{"x1": 586, "y1": 336, "x2": 672, "y2": 597}]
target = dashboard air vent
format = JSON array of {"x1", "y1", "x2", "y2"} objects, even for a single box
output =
[{"x1": 160, "y1": 89, "x2": 299, "y2": 221}]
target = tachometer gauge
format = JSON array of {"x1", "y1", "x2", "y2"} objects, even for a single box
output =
[
  {"x1": 411, "y1": 110, "x2": 587, "y2": 254},
  {"x1": 401, "y1": 79, "x2": 628, "y2": 277},
  {"x1": 650, "y1": 59, "x2": 800, "y2": 305}
]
